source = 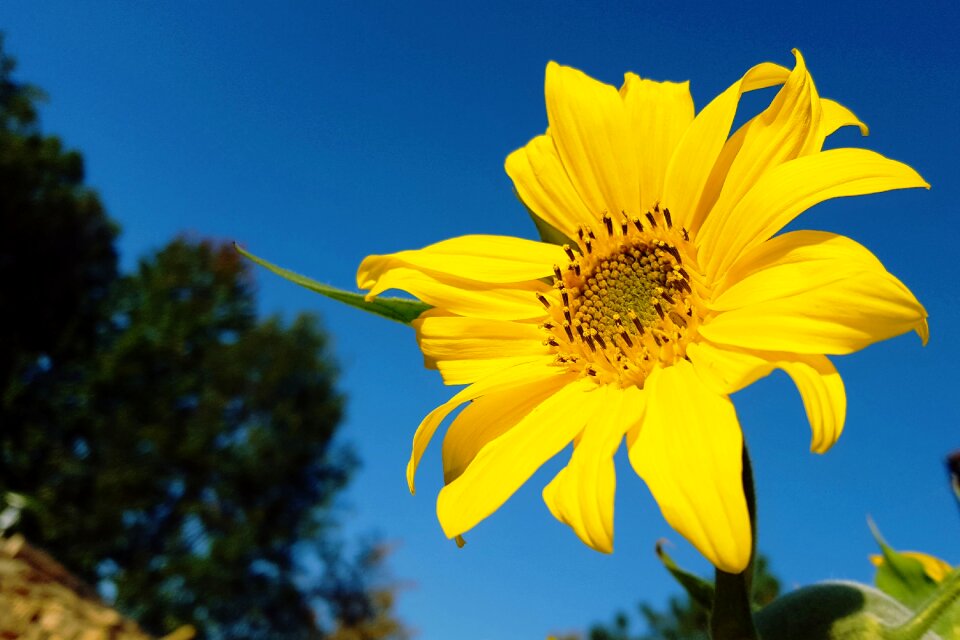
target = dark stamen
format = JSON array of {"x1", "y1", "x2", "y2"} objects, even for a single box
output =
[
  {"x1": 563, "y1": 244, "x2": 576, "y2": 261},
  {"x1": 645, "y1": 211, "x2": 657, "y2": 227},
  {"x1": 654, "y1": 303, "x2": 665, "y2": 320},
  {"x1": 663, "y1": 208, "x2": 673, "y2": 228},
  {"x1": 603, "y1": 213, "x2": 613, "y2": 235},
  {"x1": 536, "y1": 293, "x2": 551, "y2": 308}
]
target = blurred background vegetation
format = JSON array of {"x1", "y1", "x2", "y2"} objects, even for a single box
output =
[{"x1": 0, "y1": 35, "x2": 406, "y2": 640}]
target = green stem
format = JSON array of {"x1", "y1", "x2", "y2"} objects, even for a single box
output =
[
  {"x1": 886, "y1": 568, "x2": 960, "y2": 640},
  {"x1": 710, "y1": 445, "x2": 760, "y2": 640}
]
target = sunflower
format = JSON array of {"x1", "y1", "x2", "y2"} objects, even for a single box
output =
[{"x1": 356, "y1": 50, "x2": 928, "y2": 572}]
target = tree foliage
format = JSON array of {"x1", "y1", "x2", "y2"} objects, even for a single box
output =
[{"x1": 0, "y1": 36, "x2": 404, "y2": 639}]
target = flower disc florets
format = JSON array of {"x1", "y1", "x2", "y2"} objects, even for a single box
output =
[{"x1": 539, "y1": 205, "x2": 707, "y2": 387}]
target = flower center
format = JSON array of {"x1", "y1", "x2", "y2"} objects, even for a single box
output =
[{"x1": 538, "y1": 206, "x2": 707, "y2": 387}]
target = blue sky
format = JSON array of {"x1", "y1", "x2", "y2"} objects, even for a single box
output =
[{"x1": 5, "y1": 1, "x2": 959, "y2": 638}]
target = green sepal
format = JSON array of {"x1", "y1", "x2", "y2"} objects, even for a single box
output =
[
  {"x1": 655, "y1": 540, "x2": 715, "y2": 611},
  {"x1": 870, "y1": 520, "x2": 940, "y2": 611},
  {"x1": 514, "y1": 189, "x2": 575, "y2": 247},
  {"x1": 235, "y1": 243, "x2": 432, "y2": 325},
  {"x1": 869, "y1": 521, "x2": 960, "y2": 639}
]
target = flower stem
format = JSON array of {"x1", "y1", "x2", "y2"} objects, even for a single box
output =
[{"x1": 710, "y1": 445, "x2": 760, "y2": 640}]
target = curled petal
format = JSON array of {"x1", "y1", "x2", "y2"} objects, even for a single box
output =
[
  {"x1": 662, "y1": 61, "x2": 790, "y2": 232},
  {"x1": 777, "y1": 355, "x2": 846, "y2": 454}
]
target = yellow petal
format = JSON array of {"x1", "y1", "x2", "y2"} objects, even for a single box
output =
[
  {"x1": 628, "y1": 361, "x2": 751, "y2": 572},
  {"x1": 870, "y1": 552, "x2": 954, "y2": 583},
  {"x1": 436, "y1": 355, "x2": 558, "y2": 386},
  {"x1": 358, "y1": 235, "x2": 566, "y2": 285},
  {"x1": 685, "y1": 341, "x2": 774, "y2": 396},
  {"x1": 776, "y1": 355, "x2": 846, "y2": 454},
  {"x1": 544, "y1": 61, "x2": 640, "y2": 217},
  {"x1": 687, "y1": 342, "x2": 845, "y2": 452},
  {"x1": 619, "y1": 74, "x2": 694, "y2": 212},
  {"x1": 415, "y1": 314, "x2": 547, "y2": 359},
  {"x1": 662, "y1": 61, "x2": 790, "y2": 233},
  {"x1": 362, "y1": 265, "x2": 547, "y2": 320},
  {"x1": 436, "y1": 377, "x2": 603, "y2": 539},
  {"x1": 697, "y1": 50, "x2": 825, "y2": 275},
  {"x1": 702, "y1": 231, "x2": 928, "y2": 354},
  {"x1": 543, "y1": 384, "x2": 646, "y2": 553},
  {"x1": 506, "y1": 135, "x2": 596, "y2": 238},
  {"x1": 701, "y1": 149, "x2": 929, "y2": 280},
  {"x1": 406, "y1": 357, "x2": 564, "y2": 493},
  {"x1": 414, "y1": 314, "x2": 549, "y2": 384},
  {"x1": 442, "y1": 377, "x2": 572, "y2": 485},
  {"x1": 821, "y1": 98, "x2": 868, "y2": 137}
]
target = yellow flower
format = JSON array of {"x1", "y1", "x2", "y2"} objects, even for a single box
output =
[
  {"x1": 357, "y1": 51, "x2": 928, "y2": 572},
  {"x1": 871, "y1": 552, "x2": 954, "y2": 583}
]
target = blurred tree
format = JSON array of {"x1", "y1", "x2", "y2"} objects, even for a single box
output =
[
  {"x1": 587, "y1": 555, "x2": 780, "y2": 640},
  {"x1": 0, "y1": 36, "x2": 405, "y2": 640},
  {"x1": 0, "y1": 33, "x2": 118, "y2": 393}
]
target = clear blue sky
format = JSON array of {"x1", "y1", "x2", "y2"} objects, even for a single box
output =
[{"x1": 5, "y1": 2, "x2": 959, "y2": 638}]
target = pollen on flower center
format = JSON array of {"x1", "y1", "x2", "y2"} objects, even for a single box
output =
[{"x1": 538, "y1": 205, "x2": 707, "y2": 387}]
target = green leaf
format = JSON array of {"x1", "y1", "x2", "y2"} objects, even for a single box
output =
[
  {"x1": 235, "y1": 243, "x2": 431, "y2": 325},
  {"x1": 655, "y1": 540, "x2": 715, "y2": 611}
]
